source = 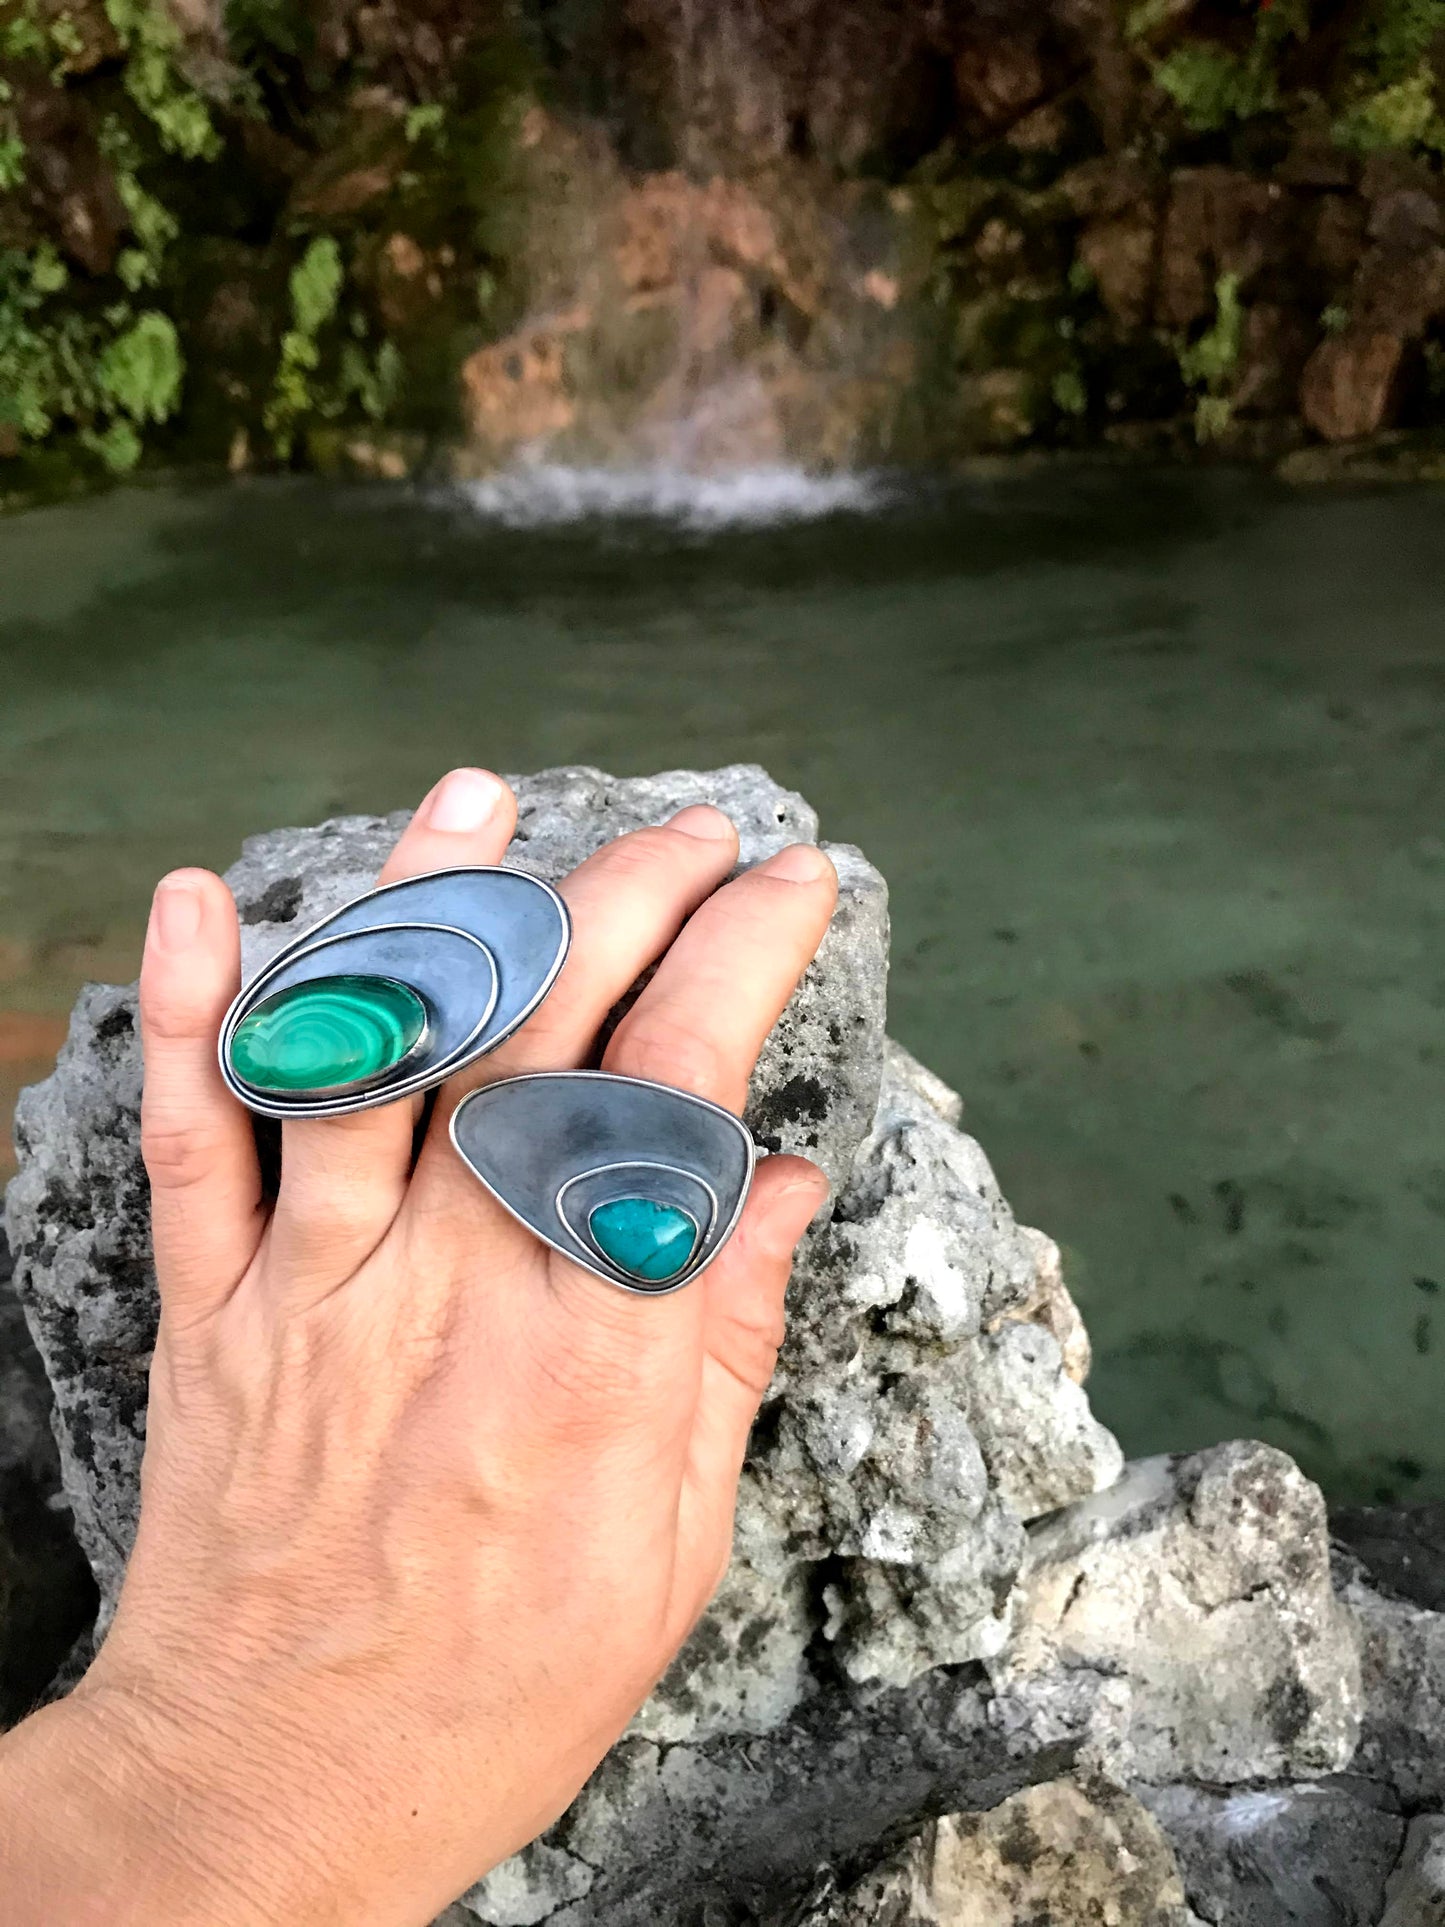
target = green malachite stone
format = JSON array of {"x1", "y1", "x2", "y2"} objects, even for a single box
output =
[
  {"x1": 230, "y1": 974, "x2": 428, "y2": 1095},
  {"x1": 589, "y1": 1198, "x2": 699, "y2": 1283}
]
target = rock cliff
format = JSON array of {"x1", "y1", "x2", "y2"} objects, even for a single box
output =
[{"x1": 5, "y1": 0, "x2": 1445, "y2": 497}]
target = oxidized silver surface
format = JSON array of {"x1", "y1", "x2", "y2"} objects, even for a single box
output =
[
  {"x1": 449, "y1": 1070, "x2": 757, "y2": 1294},
  {"x1": 219, "y1": 866, "x2": 570, "y2": 1120}
]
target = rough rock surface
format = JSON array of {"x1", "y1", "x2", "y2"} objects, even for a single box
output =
[
  {"x1": 1140, "y1": 1778, "x2": 1404, "y2": 1927},
  {"x1": 996, "y1": 1444, "x2": 1362, "y2": 1786},
  {"x1": 1335, "y1": 1503, "x2": 1445, "y2": 1615},
  {"x1": 794, "y1": 1779, "x2": 1201, "y2": 1926},
  {"x1": 448, "y1": 1442, "x2": 1349, "y2": 1924},
  {"x1": 4, "y1": 766, "x2": 1127, "y2": 1889},
  {"x1": 0, "y1": 1230, "x2": 95, "y2": 1722},
  {"x1": 1378, "y1": 1815, "x2": 1445, "y2": 1927},
  {"x1": 1338, "y1": 1556, "x2": 1445, "y2": 1813}
]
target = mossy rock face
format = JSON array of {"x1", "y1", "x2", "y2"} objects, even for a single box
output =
[{"x1": 4, "y1": 0, "x2": 1445, "y2": 485}]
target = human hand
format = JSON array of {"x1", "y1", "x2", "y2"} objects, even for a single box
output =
[{"x1": 0, "y1": 769, "x2": 837, "y2": 1927}]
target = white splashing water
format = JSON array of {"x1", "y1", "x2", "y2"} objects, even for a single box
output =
[{"x1": 450, "y1": 462, "x2": 884, "y2": 531}]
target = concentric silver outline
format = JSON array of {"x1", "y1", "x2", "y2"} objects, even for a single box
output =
[
  {"x1": 449, "y1": 1070, "x2": 756, "y2": 1296},
  {"x1": 230, "y1": 973, "x2": 438, "y2": 1102},
  {"x1": 557, "y1": 1160, "x2": 717, "y2": 1283},
  {"x1": 218, "y1": 863, "x2": 571, "y2": 1121}
]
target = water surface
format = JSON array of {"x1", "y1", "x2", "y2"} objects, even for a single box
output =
[{"x1": 2, "y1": 466, "x2": 1442, "y2": 1504}]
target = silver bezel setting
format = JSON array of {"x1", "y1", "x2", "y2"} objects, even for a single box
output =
[
  {"x1": 218, "y1": 865, "x2": 571, "y2": 1121},
  {"x1": 449, "y1": 1070, "x2": 757, "y2": 1295}
]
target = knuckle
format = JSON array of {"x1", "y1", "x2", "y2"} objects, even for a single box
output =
[
  {"x1": 141, "y1": 1114, "x2": 222, "y2": 1192},
  {"x1": 140, "y1": 990, "x2": 214, "y2": 1044},
  {"x1": 613, "y1": 1006, "x2": 721, "y2": 1096},
  {"x1": 593, "y1": 825, "x2": 685, "y2": 885}
]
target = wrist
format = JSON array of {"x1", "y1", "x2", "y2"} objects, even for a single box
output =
[{"x1": 0, "y1": 1678, "x2": 317, "y2": 1927}]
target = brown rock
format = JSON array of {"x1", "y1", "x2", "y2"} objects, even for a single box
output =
[
  {"x1": 614, "y1": 173, "x2": 694, "y2": 294},
  {"x1": 1368, "y1": 188, "x2": 1444, "y2": 253},
  {"x1": 1058, "y1": 156, "x2": 1154, "y2": 222},
  {"x1": 1311, "y1": 195, "x2": 1367, "y2": 283},
  {"x1": 1361, "y1": 150, "x2": 1440, "y2": 205},
  {"x1": 1005, "y1": 100, "x2": 1071, "y2": 152},
  {"x1": 1234, "y1": 303, "x2": 1314, "y2": 416},
  {"x1": 953, "y1": 36, "x2": 1049, "y2": 130},
  {"x1": 1277, "y1": 141, "x2": 1355, "y2": 191},
  {"x1": 1353, "y1": 245, "x2": 1445, "y2": 338},
  {"x1": 13, "y1": 84, "x2": 125, "y2": 276},
  {"x1": 959, "y1": 367, "x2": 1038, "y2": 447},
  {"x1": 459, "y1": 310, "x2": 588, "y2": 453},
  {"x1": 1300, "y1": 331, "x2": 1406, "y2": 441},
  {"x1": 288, "y1": 100, "x2": 406, "y2": 220},
  {"x1": 372, "y1": 231, "x2": 444, "y2": 333},
  {"x1": 1079, "y1": 211, "x2": 1157, "y2": 327},
  {"x1": 698, "y1": 177, "x2": 785, "y2": 279},
  {"x1": 291, "y1": 161, "x2": 396, "y2": 220},
  {"x1": 200, "y1": 279, "x2": 265, "y2": 351},
  {"x1": 1157, "y1": 168, "x2": 1289, "y2": 329}
]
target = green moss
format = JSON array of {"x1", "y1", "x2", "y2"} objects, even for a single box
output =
[
  {"x1": 1178, "y1": 272, "x2": 1244, "y2": 444},
  {"x1": 1155, "y1": 44, "x2": 1278, "y2": 133},
  {"x1": 1335, "y1": 62, "x2": 1445, "y2": 151},
  {"x1": 101, "y1": 0, "x2": 218, "y2": 158}
]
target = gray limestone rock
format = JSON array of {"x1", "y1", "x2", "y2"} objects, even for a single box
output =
[
  {"x1": 1338, "y1": 1560, "x2": 1445, "y2": 1810},
  {"x1": 0, "y1": 1231, "x2": 95, "y2": 1719},
  {"x1": 994, "y1": 1444, "x2": 1362, "y2": 1785},
  {"x1": 8, "y1": 768, "x2": 1376, "y2": 1927},
  {"x1": 1140, "y1": 1778, "x2": 1404, "y2": 1927},
  {"x1": 1378, "y1": 1815, "x2": 1445, "y2": 1927},
  {"x1": 794, "y1": 1779, "x2": 1203, "y2": 1926}
]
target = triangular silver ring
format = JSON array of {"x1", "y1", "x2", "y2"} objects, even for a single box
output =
[{"x1": 450, "y1": 1071, "x2": 756, "y2": 1294}]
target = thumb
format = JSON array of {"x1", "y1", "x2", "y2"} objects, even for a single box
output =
[{"x1": 672, "y1": 1156, "x2": 829, "y2": 1615}]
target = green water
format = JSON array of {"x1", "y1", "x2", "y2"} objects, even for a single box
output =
[{"x1": 2, "y1": 468, "x2": 1443, "y2": 1504}]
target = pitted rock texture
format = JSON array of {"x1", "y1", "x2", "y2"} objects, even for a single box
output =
[
  {"x1": 994, "y1": 1444, "x2": 1362, "y2": 1787},
  {"x1": 452, "y1": 1444, "x2": 1352, "y2": 1925},
  {"x1": 4, "y1": 765, "x2": 1119, "y2": 1744},
  {"x1": 1140, "y1": 1778, "x2": 1405, "y2": 1927},
  {"x1": 794, "y1": 1779, "x2": 1202, "y2": 1927},
  {"x1": 0, "y1": 1231, "x2": 95, "y2": 1720},
  {"x1": 1378, "y1": 1815, "x2": 1445, "y2": 1927}
]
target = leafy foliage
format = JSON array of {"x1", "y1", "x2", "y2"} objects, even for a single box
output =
[
  {"x1": 1178, "y1": 273, "x2": 1243, "y2": 443},
  {"x1": 1155, "y1": 44, "x2": 1278, "y2": 131},
  {"x1": 265, "y1": 238, "x2": 401, "y2": 457},
  {"x1": 103, "y1": 0, "x2": 219, "y2": 158}
]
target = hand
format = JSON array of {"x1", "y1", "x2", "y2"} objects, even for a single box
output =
[{"x1": 0, "y1": 769, "x2": 837, "y2": 1927}]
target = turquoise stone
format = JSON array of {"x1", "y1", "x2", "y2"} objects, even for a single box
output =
[
  {"x1": 589, "y1": 1198, "x2": 700, "y2": 1283},
  {"x1": 230, "y1": 974, "x2": 427, "y2": 1095}
]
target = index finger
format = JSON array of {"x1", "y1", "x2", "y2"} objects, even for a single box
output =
[{"x1": 601, "y1": 842, "x2": 838, "y2": 1112}]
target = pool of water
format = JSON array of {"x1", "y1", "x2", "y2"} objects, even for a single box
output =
[{"x1": 1, "y1": 465, "x2": 1442, "y2": 1504}]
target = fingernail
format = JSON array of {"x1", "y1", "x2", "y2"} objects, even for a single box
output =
[
  {"x1": 150, "y1": 875, "x2": 204, "y2": 953},
  {"x1": 424, "y1": 768, "x2": 503, "y2": 834},
  {"x1": 759, "y1": 843, "x2": 833, "y2": 884},
  {"x1": 669, "y1": 805, "x2": 735, "y2": 843}
]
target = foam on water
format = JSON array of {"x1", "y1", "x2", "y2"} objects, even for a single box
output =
[{"x1": 450, "y1": 462, "x2": 883, "y2": 530}]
